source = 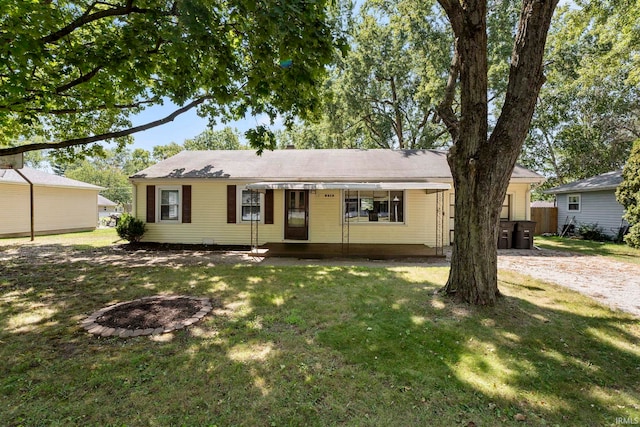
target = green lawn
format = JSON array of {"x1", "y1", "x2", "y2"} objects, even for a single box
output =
[
  {"x1": 535, "y1": 235, "x2": 640, "y2": 265},
  {"x1": 1, "y1": 230, "x2": 639, "y2": 426}
]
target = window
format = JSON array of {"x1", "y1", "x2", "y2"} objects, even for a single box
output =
[
  {"x1": 344, "y1": 190, "x2": 404, "y2": 223},
  {"x1": 568, "y1": 194, "x2": 581, "y2": 212},
  {"x1": 240, "y1": 189, "x2": 262, "y2": 222},
  {"x1": 159, "y1": 187, "x2": 181, "y2": 221},
  {"x1": 500, "y1": 194, "x2": 512, "y2": 220}
]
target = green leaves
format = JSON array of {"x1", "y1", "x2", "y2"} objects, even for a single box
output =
[
  {"x1": 183, "y1": 127, "x2": 243, "y2": 151},
  {"x1": 617, "y1": 139, "x2": 640, "y2": 220},
  {"x1": 522, "y1": 2, "x2": 639, "y2": 189},
  {"x1": 0, "y1": 0, "x2": 344, "y2": 158}
]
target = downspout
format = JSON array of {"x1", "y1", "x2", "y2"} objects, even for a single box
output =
[
  {"x1": 131, "y1": 181, "x2": 137, "y2": 217},
  {"x1": 13, "y1": 168, "x2": 34, "y2": 241}
]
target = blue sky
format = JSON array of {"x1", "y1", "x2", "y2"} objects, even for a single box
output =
[{"x1": 129, "y1": 102, "x2": 281, "y2": 152}]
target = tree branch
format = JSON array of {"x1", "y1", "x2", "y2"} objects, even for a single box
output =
[
  {"x1": 489, "y1": 0, "x2": 559, "y2": 156},
  {"x1": 436, "y1": 0, "x2": 465, "y2": 36},
  {"x1": 437, "y1": 48, "x2": 460, "y2": 142},
  {"x1": 41, "y1": 0, "x2": 176, "y2": 45},
  {"x1": 17, "y1": 98, "x2": 159, "y2": 115},
  {"x1": 56, "y1": 65, "x2": 104, "y2": 94},
  {"x1": 0, "y1": 96, "x2": 211, "y2": 156}
]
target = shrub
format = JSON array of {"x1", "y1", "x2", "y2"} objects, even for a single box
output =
[
  {"x1": 576, "y1": 223, "x2": 610, "y2": 242},
  {"x1": 116, "y1": 213, "x2": 146, "y2": 243},
  {"x1": 624, "y1": 223, "x2": 640, "y2": 248}
]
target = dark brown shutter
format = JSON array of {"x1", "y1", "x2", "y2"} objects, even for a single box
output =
[
  {"x1": 227, "y1": 185, "x2": 236, "y2": 223},
  {"x1": 264, "y1": 189, "x2": 274, "y2": 224},
  {"x1": 146, "y1": 185, "x2": 155, "y2": 223},
  {"x1": 182, "y1": 185, "x2": 192, "y2": 223}
]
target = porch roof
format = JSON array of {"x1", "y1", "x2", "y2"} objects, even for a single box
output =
[{"x1": 245, "y1": 181, "x2": 451, "y2": 191}]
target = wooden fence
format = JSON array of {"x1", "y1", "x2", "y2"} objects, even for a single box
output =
[{"x1": 531, "y1": 207, "x2": 558, "y2": 235}]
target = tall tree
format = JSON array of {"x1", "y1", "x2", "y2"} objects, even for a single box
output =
[
  {"x1": 183, "y1": 127, "x2": 244, "y2": 150},
  {"x1": 521, "y1": 3, "x2": 640, "y2": 192},
  {"x1": 0, "y1": 0, "x2": 344, "y2": 158},
  {"x1": 152, "y1": 142, "x2": 184, "y2": 162},
  {"x1": 123, "y1": 148, "x2": 153, "y2": 176},
  {"x1": 66, "y1": 160, "x2": 132, "y2": 205},
  {"x1": 63, "y1": 149, "x2": 134, "y2": 204},
  {"x1": 616, "y1": 139, "x2": 640, "y2": 248},
  {"x1": 436, "y1": 0, "x2": 559, "y2": 304},
  {"x1": 336, "y1": 0, "x2": 450, "y2": 149},
  {"x1": 298, "y1": 0, "x2": 453, "y2": 149}
]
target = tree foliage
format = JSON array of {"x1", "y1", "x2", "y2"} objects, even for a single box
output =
[
  {"x1": 616, "y1": 139, "x2": 640, "y2": 247},
  {"x1": 151, "y1": 142, "x2": 184, "y2": 162},
  {"x1": 64, "y1": 150, "x2": 134, "y2": 205},
  {"x1": 521, "y1": 2, "x2": 640, "y2": 193},
  {"x1": 332, "y1": 0, "x2": 452, "y2": 149},
  {"x1": 281, "y1": 0, "x2": 453, "y2": 149},
  {"x1": 0, "y1": 0, "x2": 344, "y2": 158},
  {"x1": 183, "y1": 127, "x2": 243, "y2": 150}
]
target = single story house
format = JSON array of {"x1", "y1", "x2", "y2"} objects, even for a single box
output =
[
  {"x1": 0, "y1": 167, "x2": 103, "y2": 238},
  {"x1": 129, "y1": 149, "x2": 544, "y2": 254},
  {"x1": 98, "y1": 195, "x2": 122, "y2": 218},
  {"x1": 544, "y1": 170, "x2": 627, "y2": 237}
]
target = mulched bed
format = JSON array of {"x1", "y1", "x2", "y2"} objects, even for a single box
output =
[
  {"x1": 117, "y1": 242, "x2": 251, "y2": 252},
  {"x1": 82, "y1": 295, "x2": 216, "y2": 338},
  {"x1": 97, "y1": 297, "x2": 205, "y2": 330}
]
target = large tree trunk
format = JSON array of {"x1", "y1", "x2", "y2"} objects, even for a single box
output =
[
  {"x1": 437, "y1": 0, "x2": 559, "y2": 305},
  {"x1": 444, "y1": 146, "x2": 512, "y2": 304}
]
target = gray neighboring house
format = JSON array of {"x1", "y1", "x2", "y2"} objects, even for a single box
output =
[
  {"x1": 545, "y1": 170, "x2": 627, "y2": 237},
  {"x1": 98, "y1": 195, "x2": 121, "y2": 218}
]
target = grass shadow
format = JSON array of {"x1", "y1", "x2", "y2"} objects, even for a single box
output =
[{"x1": 1, "y1": 241, "x2": 639, "y2": 426}]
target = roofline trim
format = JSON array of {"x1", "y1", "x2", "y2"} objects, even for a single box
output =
[{"x1": 246, "y1": 182, "x2": 452, "y2": 191}]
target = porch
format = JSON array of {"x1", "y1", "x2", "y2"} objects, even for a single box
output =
[{"x1": 254, "y1": 243, "x2": 445, "y2": 260}]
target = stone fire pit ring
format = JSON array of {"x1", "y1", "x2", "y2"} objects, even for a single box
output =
[{"x1": 81, "y1": 295, "x2": 213, "y2": 338}]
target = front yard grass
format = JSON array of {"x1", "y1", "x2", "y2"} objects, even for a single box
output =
[
  {"x1": 535, "y1": 235, "x2": 640, "y2": 265},
  {"x1": 1, "y1": 230, "x2": 639, "y2": 426}
]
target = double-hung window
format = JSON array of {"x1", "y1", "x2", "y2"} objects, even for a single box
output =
[
  {"x1": 344, "y1": 190, "x2": 404, "y2": 223},
  {"x1": 159, "y1": 187, "x2": 181, "y2": 222},
  {"x1": 240, "y1": 189, "x2": 262, "y2": 222},
  {"x1": 567, "y1": 194, "x2": 581, "y2": 212}
]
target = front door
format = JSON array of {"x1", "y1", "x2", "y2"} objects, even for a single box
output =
[{"x1": 285, "y1": 190, "x2": 309, "y2": 240}]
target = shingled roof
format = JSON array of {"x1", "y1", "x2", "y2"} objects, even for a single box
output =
[
  {"x1": 130, "y1": 149, "x2": 544, "y2": 183},
  {"x1": 0, "y1": 167, "x2": 103, "y2": 190},
  {"x1": 544, "y1": 170, "x2": 622, "y2": 194}
]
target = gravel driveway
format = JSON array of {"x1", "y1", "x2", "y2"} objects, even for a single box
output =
[{"x1": 497, "y1": 248, "x2": 640, "y2": 317}]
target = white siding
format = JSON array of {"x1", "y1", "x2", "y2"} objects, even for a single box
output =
[
  {"x1": 0, "y1": 182, "x2": 99, "y2": 237},
  {"x1": 0, "y1": 182, "x2": 30, "y2": 235},
  {"x1": 557, "y1": 190, "x2": 626, "y2": 236},
  {"x1": 137, "y1": 180, "x2": 283, "y2": 245},
  {"x1": 135, "y1": 182, "x2": 448, "y2": 246},
  {"x1": 134, "y1": 180, "x2": 534, "y2": 247}
]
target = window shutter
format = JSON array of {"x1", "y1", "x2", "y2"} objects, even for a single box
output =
[
  {"x1": 227, "y1": 185, "x2": 236, "y2": 223},
  {"x1": 146, "y1": 185, "x2": 155, "y2": 223},
  {"x1": 265, "y1": 189, "x2": 274, "y2": 224},
  {"x1": 182, "y1": 185, "x2": 192, "y2": 223}
]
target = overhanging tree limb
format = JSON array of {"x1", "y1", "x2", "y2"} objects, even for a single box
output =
[
  {"x1": 41, "y1": 0, "x2": 176, "y2": 45},
  {"x1": 0, "y1": 96, "x2": 211, "y2": 156}
]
